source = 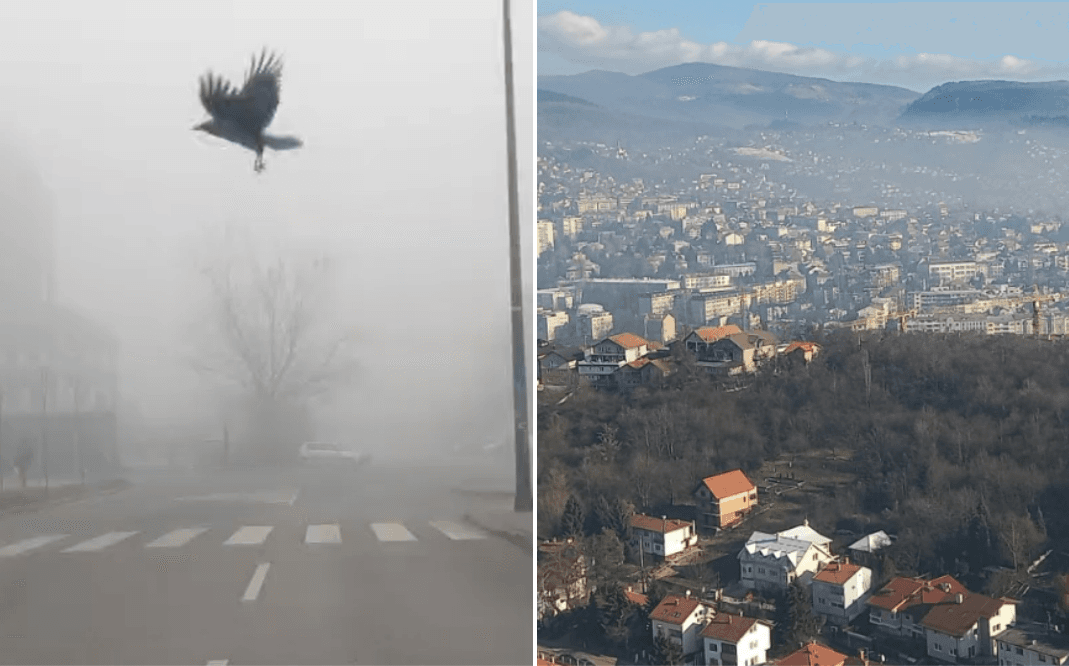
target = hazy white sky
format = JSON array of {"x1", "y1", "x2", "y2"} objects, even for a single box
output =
[{"x1": 0, "y1": 0, "x2": 533, "y2": 444}]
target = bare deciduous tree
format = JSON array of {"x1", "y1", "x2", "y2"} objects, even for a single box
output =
[{"x1": 188, "y1": 225, "x2": 358, "y2": 461}]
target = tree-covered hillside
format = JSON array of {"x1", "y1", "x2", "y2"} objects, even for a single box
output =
[{"x1": 539, "y1": 330, "x2": 1069, "y2": 595}]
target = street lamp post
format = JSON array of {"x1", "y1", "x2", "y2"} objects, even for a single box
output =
[
  {"x1": 502, "y1": 0, "x2": 532, "y2": 513},
  {"x1": 74, "y1": 378, "x2": 85, "y2": 485}
]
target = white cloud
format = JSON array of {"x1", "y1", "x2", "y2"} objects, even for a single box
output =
[{"x1": 538, "y1": 11, "x2": 1069, "y2": 90}]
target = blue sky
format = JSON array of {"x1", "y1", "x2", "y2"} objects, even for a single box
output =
[{"x1": 539, "y1": 2, "x2": 1069, "y2": 92}]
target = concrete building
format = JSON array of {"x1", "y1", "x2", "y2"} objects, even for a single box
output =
[
  {"x1": 629, "y1": 514, "x2": 698, "y2": 562},
  {"x1": 811, "y1": 561, "x2": 873, "y2": 625},
  {"x1": 0, "y1": 152, "x2": 121, "y2": 480},
  {"x1": 701, "y1": 613, "x2": 772, "y2": 666},
  {"x1": 537, "y1": 220, "x2": 555, "y2": 256}
]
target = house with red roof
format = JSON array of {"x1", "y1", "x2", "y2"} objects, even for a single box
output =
[
  {"x1": 867, "y1": 575, "x2": 1016, "y2": 663},
  {"x1": 649, "y1": 592, "x2": 716, "y2": 664},
  {"x1": 783, "y1": 341, "x2": 821, "y2": 365},
  {"x1": 576, "y1": 333, "x2": 662, "y2": 389},
  {"x1": 629, "y1": 513, "x2": 698, "y2": 563},
  {"x1": 682, "y1": 325, "x2": 744, "y2": 357},
  {"x1": 700, "y1": 611, "x2": 772, "y2": 666},
  {"x1": 694, "y1": 469, "x2": 758, "y2": 532},
  {"x1": 811, "y1": 560, "x2": 873, "y2": 625},
  {"x1": 775, "y1": 642, "x2": 870, "y2": 666}
]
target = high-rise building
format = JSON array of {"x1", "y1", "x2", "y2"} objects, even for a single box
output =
[{"x1": 0, "y1": 147, "x2": 120, "y2": 478}]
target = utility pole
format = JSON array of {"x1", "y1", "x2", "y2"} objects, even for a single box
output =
[
  {"x1": 0, "y1": 386, "x2": 4, "y2": 491},
  {"x1": 502, "y1": 0, "x2": 531, "y2": 513},
  {"x1": 40, "y1": 367, "x2": 49, "y2": 493},
  {"x1": 74, "y1": 378, "x2": 85, "y2": 485}
]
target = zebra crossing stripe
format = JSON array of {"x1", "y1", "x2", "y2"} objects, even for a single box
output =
[
  {"x1": 305, "y1": 524, "x2": 342, "y2": 544},
  {"x1": 0, "y1": 535, "x2": 68, "y2": 558},
  {"x1": 370, "y1": 522, "x2": 417, "y2": 542},
  {"x1": 430, "y1": 520, "x2": 488, "y2": 540},
  {"x1": 62, "y1": 531, "x2": 138, "y2": 553},
  {"x1": 224, "y1": 526, "x2": 273, "y2": 546},
  {"x1": 145, "y1": 528, "x2": 209, "y2": 549}
]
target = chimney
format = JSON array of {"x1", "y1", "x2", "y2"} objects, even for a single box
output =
[
  {"x1": 685, "y1": 590, "x2": 691, "y2": 598},
  {"x1": 955, "y1": 593, "x2": 964, "y2": 604}
]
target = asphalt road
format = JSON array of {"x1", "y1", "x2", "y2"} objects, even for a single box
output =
[{"x1": 0, "y1": 456, "x2": 530, "y2": 665}]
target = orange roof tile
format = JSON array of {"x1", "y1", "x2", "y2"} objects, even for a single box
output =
[
  {"x1": 649, "y1": 594, "x2": 705, "y2": 625},
  {"x1": 700, "y1": 613, "x2": 758, "y2": 643},
  {"x1": 776, "y1": 643, "x2": 849, "y2": 666},
  {"x1": 625, "y1": 587, "x2": 649, "y2": 607},
  {"x1": 631, "y1": 514, "x2": 692, "y2": 534},
  {"x1": 814, "y1": 561, "x2": 864, "y2": 585},
  {"x1": 785, "y1": 341, "x2": 820, "y2": 354},
  {"x1": 537, "y1": 659, "x2": 555, "y2": 666},
  {"x1": 692, "y1": 325, "x2": 742, "y2": 342},
  {"x1": 607, "y1": 333, "x2": 650, "y2": 349},
  {"x1": 625, "y1": 357, "x2": 651, "y2": 369},
  {"x1": 701, "y1": 469, "x2": 756, "y2": 499},
  {"x1": 867, "y1": 575, "x2": 969, "y2": 613}
]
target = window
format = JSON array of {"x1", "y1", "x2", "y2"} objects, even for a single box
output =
[
  {"x1": 1039, "y1": 656, "x2": 1047, "y2": 664},
  {"x1": 1016, "y1": 647, "x2": 1024, "y2": 655},
  {"x1": 813, "y1": 553, "x2": 819, "y2": 561},
  {"x1": 935, "y1": 644, "x2": 941, "y2": 652},
  {"x1": 709, "y1": 643, "x2": 718, "y2": 652}
]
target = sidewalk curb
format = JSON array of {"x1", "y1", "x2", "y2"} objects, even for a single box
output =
[
  {"x1": 0, "y1": 479, "x2": 133, "y2": 516},
  {"x1": 463, "y1": 512, "x2": 533, "y2": 556}
]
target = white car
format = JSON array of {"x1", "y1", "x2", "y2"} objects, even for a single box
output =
[{"x1": 298, "y1": 442, "x2": 370, "y2": 467}]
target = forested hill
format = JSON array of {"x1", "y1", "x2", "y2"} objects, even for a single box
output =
[{"x1": 538, "y1": 331, "x2": 1069, "y2": 593}]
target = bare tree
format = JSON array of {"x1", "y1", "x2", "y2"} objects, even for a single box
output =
[{"x1": 188, "y1": 225, "x2": 358, "y2": 461}]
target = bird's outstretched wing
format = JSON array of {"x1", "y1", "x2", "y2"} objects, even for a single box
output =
[{"x1": 198, "y1": 49, "x2": 283, "y2": 133}]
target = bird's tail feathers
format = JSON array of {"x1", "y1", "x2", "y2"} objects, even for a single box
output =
[{"x1": 263, "y1": 135, "x2": 303, "y2": 150}]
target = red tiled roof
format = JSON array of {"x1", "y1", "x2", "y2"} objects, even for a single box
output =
[
  {"x1": 625, "y1": 587, "x2": 649, "y2": 607},
  {"x1": 701, "y1": 469, "x2": 756, "y2": 499},
  {"x1": 700, "y1": 613, "x2": 758, "y2": 643},
  {"x1": 537, "y1": 659, "x2": 555, "y2": 666},
  {"x1": 608, "y1": 333, "x2": 650, "y2": 349},
  {"x1": 649, "y1": 594, "x2": 704, "y2": 625},
  {"x1": 814, "y1": 561, "x2": 863, "y2": 585},
  {"x1": 785, "y1": 341, "x2": 820, "y2": 354},
  {"x1": 692, "y1": 325, "x2": 742, "y2": 342},
  {"x1": 921, "y1": 592, "x2": 1011, "y2": 637},
  {"x1": 776, "y1": 643, "x2": 849, "y2": 666},
  {"x1": 625, "y1": 357, "x2": 651, "y2": 369},
  {"x1": 867, "y1": 575, "x2": 967, "y2": 612},
  {"x1": 631, "y1": 514, "x2": 692, "y2": 534}
]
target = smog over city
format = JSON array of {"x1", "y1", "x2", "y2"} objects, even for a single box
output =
[
  {"x1": 537, "y1": 4, "x2": 1069, "y2": 665},
  {"x1": 0, "y1": 2, "x2": 533, "y2": 664}
]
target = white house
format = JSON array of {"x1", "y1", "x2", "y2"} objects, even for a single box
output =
[
  {"x1": 701, "y1": 612, "x2": 772, "y2": 666},
  {"x1": 649, "y1": 592, "x2": 716, "y2": 664},
  {"x1": 996, "y1": 624, "x2": 1069, "y2": 666},
  {"x1": 922, "y1": 591, "x2": 1016, "y2": 663},
  {"x1": 630, "y1": 514, "x2": 699, "y2": 562},
  {"x1": 739, "y1": 522, "x2": 835, "y2": 593},
  {"x1": 811, "y1": 561, "x2": 873, "y2": 625}
]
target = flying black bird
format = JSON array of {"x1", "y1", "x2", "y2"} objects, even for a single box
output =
[{"x1": 194, "y1": 49, "x2": 302, "y2": 173}]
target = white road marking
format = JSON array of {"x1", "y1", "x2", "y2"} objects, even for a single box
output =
[
  {"x1": 224, "y1": 526, "x2": 273, "y2": 546},
  {"x1": 206, "y1": 661, "x2": 228, "y2": 666},
  {"x1": 62, "y1": 531, "x2": 138, "y2": 553},
  {"x1": 145, "y1": 528, "x2": 209, "y2": 549},
  {"x1": 242, "y1": 562, "x2": 270, "y2": 602},
  {"x1": 430, "y1": 520, "x2": 488, "y2": 541},
  {"x1": 370, "y1": 522, "x2": 416, "y2": 542},
  {"x1": 0, "y1": 535, "x2": 68, "y2": 558},
  {"x1": 305, "y1": 524, "x2": 342, "y2": 544}
]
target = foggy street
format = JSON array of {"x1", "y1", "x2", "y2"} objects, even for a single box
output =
[{"x1": 0, "y1": 456, "x2": 530, "y2": 665}]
